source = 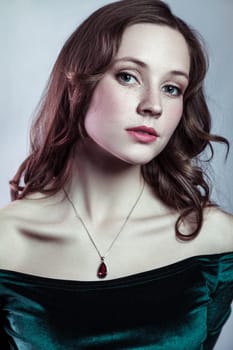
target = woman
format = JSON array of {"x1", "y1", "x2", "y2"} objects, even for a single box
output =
[{"x1": 0, "y1": 0, "x2": 233, "y2": 349}]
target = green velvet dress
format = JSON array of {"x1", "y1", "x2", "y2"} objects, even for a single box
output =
[{"x1": 0, "y1": 252, "x2": 233, "y2": 349}]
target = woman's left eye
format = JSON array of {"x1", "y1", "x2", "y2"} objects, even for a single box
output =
[
  {"x1": 116, "y1": 72, "x2": 137, "y2": 85},
  {"x1": 162, "y1": 85, "x2": 182, "y2": 96}
]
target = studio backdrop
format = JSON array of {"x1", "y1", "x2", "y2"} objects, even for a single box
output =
[{"x1": 0, "y1": 1, "x2": 232, "y2": 349}]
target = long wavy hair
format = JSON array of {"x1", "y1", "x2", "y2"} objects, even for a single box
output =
[{"x1": 10, "y1": 0, "x2": 229, "y2": 240}]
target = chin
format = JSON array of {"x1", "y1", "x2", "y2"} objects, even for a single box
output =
[
  {"x1": 123, "y1": 151, "x2": 160, "y2": 165},
  {"x1": 120, "y1": 155, "x2": 156, "y2": 166}
]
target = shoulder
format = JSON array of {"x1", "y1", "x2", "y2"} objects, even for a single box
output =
[
  {"x1": 200, "y1": 206, "x2": 233, "y2": 254},
  {"x1": 0, "y1": 195, "x2": 46, "y2": 227},
  {"x1": 0, "y1": 200, "x2": 25, "y2": 269},
  {"x1": 0, "y1": 200, "x2": 24, "y2": 233},
  {"x1": 203, "y1": 206, "x2": 233, "y2": 236},
  {"x1": 0, "y1": 191, "x2": 67, "y2": 231},
  {"x1": 0, "y1": 192, "x2": 67, "y2": 268},
  {"x1": 0, "y1": 197, "x2": 39, "y2": 240},
  {"x1": 1, "y1": 190, "x2": 66, "y2": 220}
]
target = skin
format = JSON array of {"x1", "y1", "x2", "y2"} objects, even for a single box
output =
[
  {"x1": 0, "y1": 24, "x2": 232, "y2": 281},
  {"x1": 84, "y1": 24, "x2": 190, "y2": 166}
]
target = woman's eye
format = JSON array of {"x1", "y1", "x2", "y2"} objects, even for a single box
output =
[
  {"x1": 162, "y1": 85, "x2": 182, "y2": 97},
  {"x1": 116, "y1": 72, "x2": 137, "y2": 85}
]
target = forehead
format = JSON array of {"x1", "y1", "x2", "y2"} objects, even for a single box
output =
[{"x1": 114, "y1": 23, "x2": 190, "y2": 74}]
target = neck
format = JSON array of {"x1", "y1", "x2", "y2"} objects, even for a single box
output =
[{"x1": 66, "y1": 140, "x2": 144, "y2": 223}]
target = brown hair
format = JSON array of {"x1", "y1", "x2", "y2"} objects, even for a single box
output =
[{"x1": 10, "y1": 0, "x2": 229, "y2": 239}]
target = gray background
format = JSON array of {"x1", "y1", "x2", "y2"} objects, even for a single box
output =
[{"x1": 0, "y1": 1, "x2": 232, "y2": 348}]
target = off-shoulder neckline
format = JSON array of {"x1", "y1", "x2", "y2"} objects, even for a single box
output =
[{"x1": 0, "y1": 251, "x2": 233, "y2": 290}]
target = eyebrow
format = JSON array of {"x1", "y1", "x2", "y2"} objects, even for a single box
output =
[
  {"x1": 112, "y1": 56, "x2": 189, "y2": 80},
  {"x1": 113, "y1": 57, "x2": 147, "y2": 68}
]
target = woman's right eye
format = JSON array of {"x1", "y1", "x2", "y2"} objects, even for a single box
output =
[{"x1": 116, "y1": 72, "x2": 138, "y2": 85}]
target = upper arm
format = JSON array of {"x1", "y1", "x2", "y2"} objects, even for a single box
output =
[
  {"x1": 0, "y1": 307, "x2": 9, "y2": 349},
  {"x1": 202, "y1": 207, "x2": 233, "y2": 254},
  {"x1": 204, "y1": 285, "x2": 232, "y2": 349},
  {"x1": 0, "y1": 204, "x2": 24, "y2": 269},
  {"x1": 202, "y1": 229, "x2": 233, "y2": 349}
]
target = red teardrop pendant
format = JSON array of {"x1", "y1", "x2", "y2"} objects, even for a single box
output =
[{"x1": 97, "y1": 259, "x2": 107, "y2": 279}]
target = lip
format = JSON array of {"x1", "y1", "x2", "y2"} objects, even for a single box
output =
[{"x1": 126, "y1": 125, "x2": 158, "y2": 143}]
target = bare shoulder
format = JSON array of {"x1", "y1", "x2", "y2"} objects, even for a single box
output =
[
  {"x1": 0, "y1": 192, "x2": 67, "y2": 269},
  {"x1": 204, "y1": 206, "x2": 233, "y2": 234},
  {"x1": 0, "y1": 200, "x2": 23, "y2": 233},
  {"x1": 201, "y1": 206, "x2": 233, "y2": 253},
  {"x1": 0, "y1": 191, "x2": 67, "y2": 231},
  {"x1": 0, "y1": 197, "x2": 39, "y2": 240},
  {"x1": 0, "y1": 200, "x2": 26, "y2": 268},
  {"x1": 0, "y1": 195, "x2": 46, "y2": 225}
]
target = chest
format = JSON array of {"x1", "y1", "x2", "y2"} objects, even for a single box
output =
[
  {"x1": 0, "y1": 265, "x2": 209, "y2": 350},
  {"x1": 11, "y1": 214, "x2": 201, "y2": 280}
]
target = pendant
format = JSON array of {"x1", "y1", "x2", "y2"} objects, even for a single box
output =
[{"x1": 97, "y1": 257, "x2": 107, "y2": 279}]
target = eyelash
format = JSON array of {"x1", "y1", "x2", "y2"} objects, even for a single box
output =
[
  {"x1": 116, "y1": 72, "x2": 138, "y2": 85},
  {"x1": 162, "y1": 85, "x2": 182, "y2": 97},
  {"x1": 116, "y1": 71, "x2": 183, "y2": 97}
]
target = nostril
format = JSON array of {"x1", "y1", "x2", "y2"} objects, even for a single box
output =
[{"x1": 137, "y1": 104, "x2": 162, "y2": 118}]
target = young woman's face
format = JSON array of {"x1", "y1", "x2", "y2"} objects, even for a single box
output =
[{"x1": 84, "y1": 23, "x2": 190, "y2": 164}]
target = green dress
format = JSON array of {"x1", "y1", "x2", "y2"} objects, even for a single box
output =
[{"x1": 0, "y1": 252, "x2": 233, "y2": 349}]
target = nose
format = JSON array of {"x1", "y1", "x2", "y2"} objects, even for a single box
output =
[{"x1": 137, "y1": 90, "x2": 162, "y2": 118}]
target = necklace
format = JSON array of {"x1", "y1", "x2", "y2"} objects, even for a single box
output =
[{"x1": 64, "y1": 180, "x2": 145, "y2": 279}]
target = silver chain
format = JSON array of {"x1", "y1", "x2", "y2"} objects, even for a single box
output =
[{"x1": 64, "y1": 180, "x2": 145, "y2": 260}]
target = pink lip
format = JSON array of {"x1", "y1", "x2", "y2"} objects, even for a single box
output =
[{"x1": 126, "y1": 126, "x2": 158, "y2": 143}]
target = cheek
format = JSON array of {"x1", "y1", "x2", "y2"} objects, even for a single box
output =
[
  {"x1": 85, "y1": 86, "x2": 119, "y2": 124},
  {"x1": 84, "y1": 90, "x2": 106, "y2": 131},
  {"x1": 84, "y1": 94, "x2": 119, "y2": 140},
  {"x1": 165, "y1": 102, "x2": 183, "y2": 135}
]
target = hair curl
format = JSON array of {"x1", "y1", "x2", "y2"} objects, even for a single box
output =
[{"x1": 10, "y1": 0, "x2": 229, "y2": 240}]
